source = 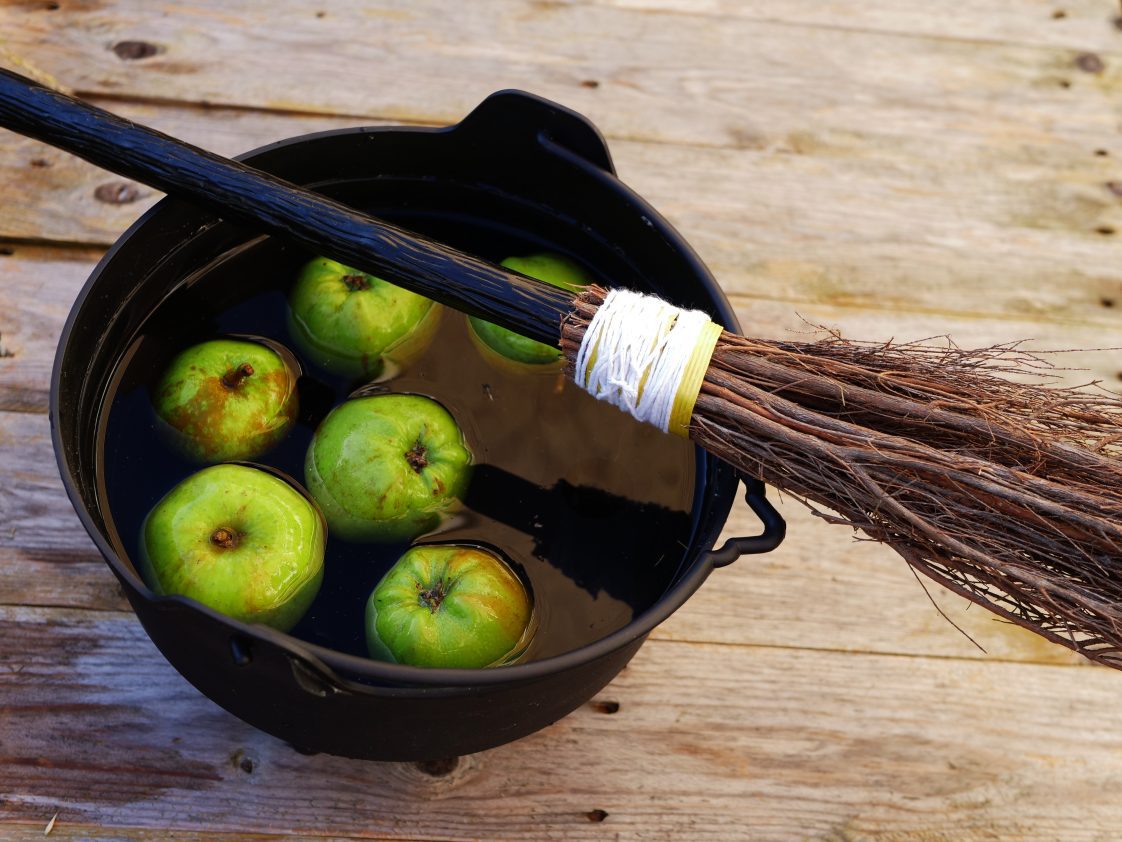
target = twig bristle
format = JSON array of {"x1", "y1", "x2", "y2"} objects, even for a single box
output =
[{"x1": 562, "y1": 286, "x2": 1122, "y2": 668}]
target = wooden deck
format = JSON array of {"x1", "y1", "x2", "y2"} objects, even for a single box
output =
[{"x1": 2, "y1": 1, "x2": 1121, "y2": 839}]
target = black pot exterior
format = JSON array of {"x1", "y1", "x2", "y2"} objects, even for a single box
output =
[
  {"x1": 130, "y1": 589, "x2": 648, "y2": 760},
  {"x1": 52, "y1": 91, "x2": 752, "y2": 760}
]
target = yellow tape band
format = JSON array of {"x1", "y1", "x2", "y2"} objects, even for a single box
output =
[{"x1": 668, "y1": 319, "x2": 722, "y2": 437}]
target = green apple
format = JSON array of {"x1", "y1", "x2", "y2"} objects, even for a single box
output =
[
  {"x1": 139, "y1": 464, "x2": 325, "y2": 631},
  {"x1": 468, "y1": 252, "x2": 590, "y2": 368},
  {"x1": 366, "y1": 544, "x2": 534, "y2": 668},
  {"x1": 304, "y1": 394, "x2": 472, "y2": 542},
  {"x1": 288, "y1": 257, "x2": 440, "y2": 379},
  {"x1": 153, "y1": 338, "x2": 298, "y2": 463}
]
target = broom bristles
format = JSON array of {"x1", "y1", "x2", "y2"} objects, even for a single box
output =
[{"x1": 561, "y1": 286, "x2": 1122, "y2": 668}]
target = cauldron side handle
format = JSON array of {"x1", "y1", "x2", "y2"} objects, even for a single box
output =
[{"x1": 702, "y1": 477, "x2": 786, "y2": 568}]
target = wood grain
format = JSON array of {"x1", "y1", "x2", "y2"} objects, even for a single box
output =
[
  {"x1": 3, "y1": 3, "x2": 1122, "y2": 837},
  {"x1": 0, "y1": 102, "x2": 359, "y2": 246},
  {"x1": 2, "y1": 0, "x2": 1121, "y2": 152},
  {"x1": 592, "y1": 0, "x2": 1122, "y2": 51},
  {"x1": 0, "y1": 826, "x2": 305, "y2": 842},
  {"x1": 0, "y1": 245, "x2": 101, "y2": 412},
  {"x1": 0, "y1": 605, "x2": 1118, "y2": 841},
  {"x1": 3, "y1": 100, "x2": 1122, "y2": 336},
  {"x1": 0, "y1": 410, "x2": 122, "y2": 613}
]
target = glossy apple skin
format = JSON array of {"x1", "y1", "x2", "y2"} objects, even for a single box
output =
[
  {"x1": 152, "y1": 338, "x2": 298, "y2": 463},
  {"x1": 288, "y1": 257, "x2": 440, "y2": 379},
  {"x1": 304, "y1": 394, "x2": 473, "y2": 542},
  {"x1": 366, "y1": 544, "x2": 534, "y2": 668},
  {"x1": 468, "y1": 252, "x2": 590, "y2": 368},
  {"x1": 139, "y1": 464, "x2": 325, "y2": 632}
]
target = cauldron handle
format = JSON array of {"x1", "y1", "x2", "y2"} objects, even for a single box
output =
[
  {"x1": 228, "y1": 624, "x2": 443, "y2": 699},
  {"x1": 703, "y1": 477, "x2": 785, "y2": 568},
  {"x1": 454, "y1": 88, "x2": 616, "y2": 175}
]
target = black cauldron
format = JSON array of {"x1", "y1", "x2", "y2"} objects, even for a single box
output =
[{"x1": 51, "y1": 91, "x2": 785, "y2": 760}]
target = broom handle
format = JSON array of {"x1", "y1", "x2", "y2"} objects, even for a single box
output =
[{"x1": 0, "y1": 67, "x2": 573, "y2": 346}]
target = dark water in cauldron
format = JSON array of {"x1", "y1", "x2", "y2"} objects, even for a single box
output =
[{"x1": 97, "y1": 212, "x2": 697, "y2": 663}]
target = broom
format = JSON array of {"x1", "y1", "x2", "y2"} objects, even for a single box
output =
[{"x1": 3, "y1": 67, "x2": 1121, "y2": 667}]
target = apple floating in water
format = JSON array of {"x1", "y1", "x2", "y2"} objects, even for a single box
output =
[
  {"x1": 152, "y1": 337, "x2": 298, "y2": 463},
  {"x1": 366, "y1": 544, "x2": 534, "y2": 668},
  {"x1": 304, "y1": 394, "x2": 473, "y2": 542},
  {"x1": 139, "y1": 464, "x2": 325, "y2": 631},
  {"x1": 288, "y1": 257, "x2": 440, "y2": 379},
  {"x1": 468, "y1": 252, "x2": 591, "y2": 368}
]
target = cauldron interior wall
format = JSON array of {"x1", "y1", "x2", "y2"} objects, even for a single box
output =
[{"x1": 51, "y1": 91, "x2": 764, "y2": 760}]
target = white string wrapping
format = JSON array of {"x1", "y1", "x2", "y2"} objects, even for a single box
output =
[{"x1": 573, "y1": 288, "x2": 713, "y2": 433}]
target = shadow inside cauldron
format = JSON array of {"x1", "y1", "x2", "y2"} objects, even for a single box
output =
[{"x1": 462, "y1": 463, "x2": 693, "y2": 606}]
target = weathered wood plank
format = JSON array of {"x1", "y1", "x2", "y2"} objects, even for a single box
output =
[
  {"x1": 0, "y1": 245, "x2": 102, "y2": 412},
  {"x1": 0, "y1": 103, "x2": 366, "y2": 246},
  {"x1": 3, "y1": 102, "x2": 1122, "y2": 334},
  {"x1": 1, "y1": 825, "x2": 310, "y2": 842},
  {"x1": 628, "y1": 136, "x2": 1122, "y2": 328},
  {"x1": 2, "y1": 3, "x2": 1120, "y2": 840},
  {"x1": 2, "y1": 0, "x2": 1120, "y2": 152},
  {"x1": 0, "y1": 410, "x2": 93, "y2": 555},
  {"x1": 0, "y1": 605, "x2": 1120, "y2": 840},
  {"x1": 592, "y1": 0, "x2": 1122, "y2": 52},
  {"x1": 0, "y1": 407, "x2": 123, "y2": 612}
]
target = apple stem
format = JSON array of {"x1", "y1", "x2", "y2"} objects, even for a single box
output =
[
  {"x1": 221, "y1": 363, "x2": 254, "y2": 389},
  {"x1": 211, "y1": 527, "x2": 241, "y2": 550},
  {"x1": 418, "y1": 579, "x2": 447, "y2": 613},
  {"x1": 342, "y1": 273, "x2": 371, "y2": 292},
  {"x1": 405, "y1": 440, "x2": 428, "y2": 473}
]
